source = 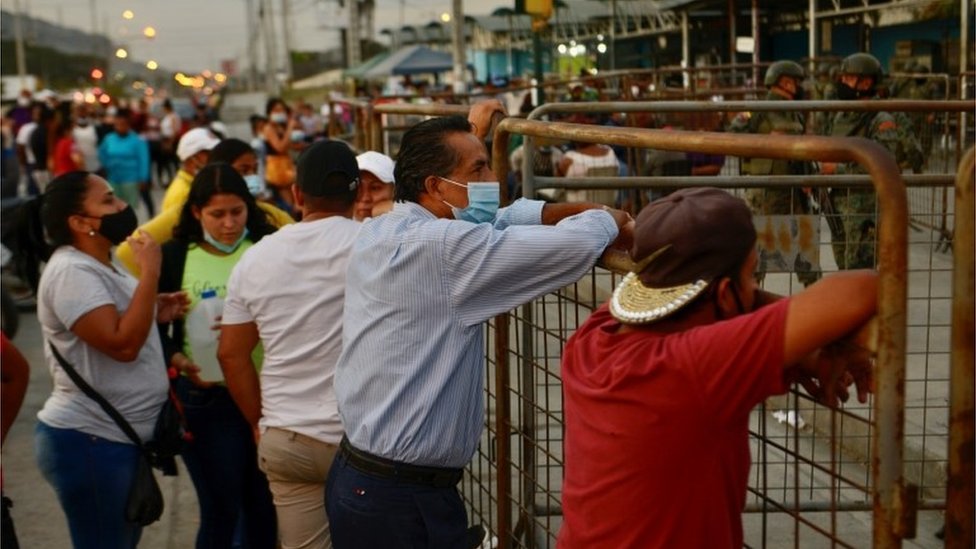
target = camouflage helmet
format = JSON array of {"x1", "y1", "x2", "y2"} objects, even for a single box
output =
[
  {"x1": 839, "y1": 53, "x2": 884, "y2": 81},
  {"x1": 764, "y1": 60, "x2": 805, "y2": 87}
]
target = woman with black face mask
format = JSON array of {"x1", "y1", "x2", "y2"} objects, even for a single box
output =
[{"x1": 14, "y1": 171, "x2": 189, "y2": 548}]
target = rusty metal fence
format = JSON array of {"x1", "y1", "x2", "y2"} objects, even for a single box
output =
[
  {"x1": 454, "y1": 118, "x2": 975, "y2": 549},
  {"x1": 354, "y1": 100, "x2": 973, "y2": 547}
]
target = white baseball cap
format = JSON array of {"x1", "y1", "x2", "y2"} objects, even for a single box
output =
[
  {"x1": 177, "y1": 128, "x2": 221, "y2": 161},
  {"x1": 356, "y1": 151, "x2": 395, "y2": 184}
]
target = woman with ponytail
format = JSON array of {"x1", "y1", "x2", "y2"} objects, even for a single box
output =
[{"x1": 19, "y1": 171, "x2": 188, "y2": 548}]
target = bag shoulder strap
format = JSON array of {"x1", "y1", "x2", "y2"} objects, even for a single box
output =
[{"x1": 48, "y1": 342, "x2": 144, "y2": 448}]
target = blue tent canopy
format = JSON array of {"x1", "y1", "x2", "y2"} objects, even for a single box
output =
[{"x1": 362, "y1": 45, "x2": 473, "y2": 79}]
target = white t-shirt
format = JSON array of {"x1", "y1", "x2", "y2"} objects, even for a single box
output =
[
  {"x1": 72, "y1": 124, "x2": 101, "y2": 172},
  {"x1": 223, "y1": 216, "x2": 361, "y2": 444},
  {"x1": 160, "y1": 112, "x2": 181, "y2": 139},
  {"x1": 16, "y1": 121, "x2": 37, "y2": 165},
  {"x1": 37, "y1": 246, "x2": 169, "y2": 444}
]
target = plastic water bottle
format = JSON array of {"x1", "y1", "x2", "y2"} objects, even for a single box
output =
[{"x1": 185, "y1": 289, "x2": 224, "y2": 382}]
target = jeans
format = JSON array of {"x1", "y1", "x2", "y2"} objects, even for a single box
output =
[
  {"x1": 325, "y1": 452, "x2": 468, "y2": 549},
  {"x1": 34, "y1": 421, "x2": 143, "y2": 549},
  {"x1": 174, "y1": 377, "x2": 277, "y2": 549}
]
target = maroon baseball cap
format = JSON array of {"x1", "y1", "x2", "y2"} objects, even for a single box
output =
[{"x1": 610, "y1": 187, "x2": 757, "y2": 324}]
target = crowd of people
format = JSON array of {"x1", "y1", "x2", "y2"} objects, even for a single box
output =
[{"x1": 0, "y1": 52, "x2": 905, "y2": 549}]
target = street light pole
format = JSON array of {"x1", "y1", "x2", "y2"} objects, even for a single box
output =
[
  {"x1": 13, "y1": 0, "x2": 28, "y2": 89},
  {"x1": 451, "y1": 0, "x2": 466, "y2": 93}
]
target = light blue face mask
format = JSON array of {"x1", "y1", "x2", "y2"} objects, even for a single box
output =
[
  {"x1": 204, "y1": 227, "x2": 249, "y2": 254},
  {"x1": 439, "y1": 177, "x2": 500, "y2": 224},
  {"x1": 243, "y1": 174, "x2": 263, "y2": 196}
]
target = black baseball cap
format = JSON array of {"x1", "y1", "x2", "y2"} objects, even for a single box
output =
[{"x1": 296, "y1": 140, "x2": 359, "y2": 197}]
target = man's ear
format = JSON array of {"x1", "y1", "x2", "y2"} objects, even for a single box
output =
[
  {"x1": 422, "y1": 175, "x2": 444, "y2": 200},
  {"x1": 292, "y1": 184, "x2": 304, "y2": 208},
  {"x1": 713, "y1": 277, "x2": 735, "y2": 311}
]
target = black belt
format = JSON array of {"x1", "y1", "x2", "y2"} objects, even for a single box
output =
[{"x1": 339, "y1": 436, "x2": 463, "y2": 488}]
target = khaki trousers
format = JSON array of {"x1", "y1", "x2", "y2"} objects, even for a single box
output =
[{"x1": 258, "y1": 427, "x2": 339, "y2": 549}]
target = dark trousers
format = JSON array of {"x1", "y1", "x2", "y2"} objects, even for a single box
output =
[
  {"x1": 325, "y1": 452, "x2": 468, "y2": 549},
  {"x1": 175, "y1": 377, "x2": 277, "y2": 549}
]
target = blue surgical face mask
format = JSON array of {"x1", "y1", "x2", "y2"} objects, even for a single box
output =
[
  {"x1": 270, "y1": 112, "x2": 288, "y2": 124},
  {"x1": 243, "y1": 174, "x2": 263, "y2": 196},
  {"x1": 439, "y1": 177, "x2": 500, "y2": 224},
  {"x1": 203, "y1": 227, "x2": 249, "y2": 254}
]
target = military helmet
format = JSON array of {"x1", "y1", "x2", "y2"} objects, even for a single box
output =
[
  {"x1": 764, "y1": 60, "x2": 805, "y2": 87},
  {"x1": 839, "y1": 53, "x2": 884, "y2": 81}
]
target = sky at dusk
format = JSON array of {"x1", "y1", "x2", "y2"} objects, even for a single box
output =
[{"x1": 23, "y1": 0, "x2": 512, "y2": 74}]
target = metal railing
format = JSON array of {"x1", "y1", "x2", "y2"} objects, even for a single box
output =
[
  {"x1": 475, "y1": 118, "x2": 920, "y2": 548},
  {"x1": 348, "y1": 100, "x2": 972, "y2": 547}
]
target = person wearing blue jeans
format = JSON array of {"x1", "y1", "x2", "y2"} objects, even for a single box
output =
[
  {"x1": 175, "y1": 377, "x2": 276, "y2": 548},
  {"x1": 21, "y1": 172, "x2": 177, "y2": 549},
  {"x1": 35, "y1": 423, "x2": 143, "y2": 549},
  {"x1": 157, "y1": 164, "x2": 278, "y2": 548}
]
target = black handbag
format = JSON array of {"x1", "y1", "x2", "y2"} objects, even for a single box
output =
[
  {"x1": 49, "y1": 344, "x2": 166, "y2": 525},
  {"x1": 146, "y1": 376, "x2": 189, "y2": 476}
]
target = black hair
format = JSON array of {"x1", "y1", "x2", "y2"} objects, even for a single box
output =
[
  {"x1": 265, "y1": 97, "x2": 290, "y2": 117},
  {"x1": 393, "y1": 115, "x2": 472, "y2": 203},
  {"x1": 163, "y1": 99, "x2": 173, "y2": 110},
  {"x1": 172, "y1": 163, "x2": 276, "y2": 245},
  {"x1": 208, "y1": 138, "x2": 254, "y2": 165},
  {"x1": 13, "y1": 171, "x2": 91, "y2": 290},
  {"x1": 249, "y1": 114, "x2": 267, "y2": 133}
]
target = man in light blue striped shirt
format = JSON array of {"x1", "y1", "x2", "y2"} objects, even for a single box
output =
[{"x1": 327, "y1": 105, "x2": 632, "y2": 548}]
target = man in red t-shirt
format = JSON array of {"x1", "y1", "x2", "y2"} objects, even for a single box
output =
[{"x1": 559, "y1": 187, "x2": 877, "y2": 548}]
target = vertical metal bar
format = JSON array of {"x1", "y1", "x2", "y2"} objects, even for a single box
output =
[
  {"x1": 520, "y1": 304, "x2": 537, "y2": 549},
  {"x1": 752, "y1": 0, "x2": 760, "y2": 87},
  {"x1": 327, "y1": 101, "x2": 338, "y2": 138},
  {"x1": 869, "y1": 147, "x2": 912, "y2": 548},
  {"x1": 946, "y1": 147, "x2": 975, "y2": 549},
  {"x1": 959, "y1": 0, "x2": 970, "y2": 156},
  {"x1": 494, "y1": 314, "x2": 512, "y2": 549},
  {"x1": 681, "y1": 12, "x2": 690, "y2": 90},
  {"x1": 808, "y1": 0, "x2": 817, "y2": 75},
  {"x1": 370, "y1": 109, "x2": 382, "y2": 153}
]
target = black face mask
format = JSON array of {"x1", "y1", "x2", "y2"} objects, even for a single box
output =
[
  {"x1": 837, "y1": 82, "x2": 873, "y2": 100},
  {"x1": 792, "y1": 87, "x2": 804, "y2": 100},
  {"x1": 89, "y1": 206, "x2": 138, "y2": 245}
]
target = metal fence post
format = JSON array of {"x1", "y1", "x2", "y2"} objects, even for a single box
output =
[{"x1": 946, "y1": 146, "x2": 975, "y2": 548}]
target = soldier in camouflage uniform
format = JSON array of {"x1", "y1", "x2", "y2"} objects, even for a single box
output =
[
  {"x1": 729, "y1": 60, "x2": 819, "y2": 285},
  {"x1": 820, "y1": 53, "x2": 923, "y2": 270}
]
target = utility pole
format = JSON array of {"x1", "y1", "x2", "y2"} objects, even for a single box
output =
[
  {"x1": 246, "y1": 0, "x2": 260, "y2": 90},
  {"x1": 451, "y1": 0, "x2": 466, "y2": 93},
  {"x1": 262, "y1": 0, "x2": 280, "y2": 93},
  {"x1": 609, "y1": 0, "x2": 616, "y2": 71},
  {"x1": 13, "y1": 0, "x2": 27, "y2": 89},
  {"x1": 281, "y1": 0, "x2": 294, "y2": 82},
  {"x1": 347, "y1": 0, "x2": 361, "y2": 68}
]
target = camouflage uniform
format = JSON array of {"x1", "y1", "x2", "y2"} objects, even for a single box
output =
[
  {"x1": 730, "y1": 91, "x2": 819, "y2": 284},
  {"x1": 825, "y1": 108, "x2": 916, "y2": 269},
  {"x1": 822, "y1": 53, "x2": 924, "y2": 270}
]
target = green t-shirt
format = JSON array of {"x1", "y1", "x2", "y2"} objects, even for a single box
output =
[{"x1": 181, "y1": 242, "x2": 264, "y2": 369}]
